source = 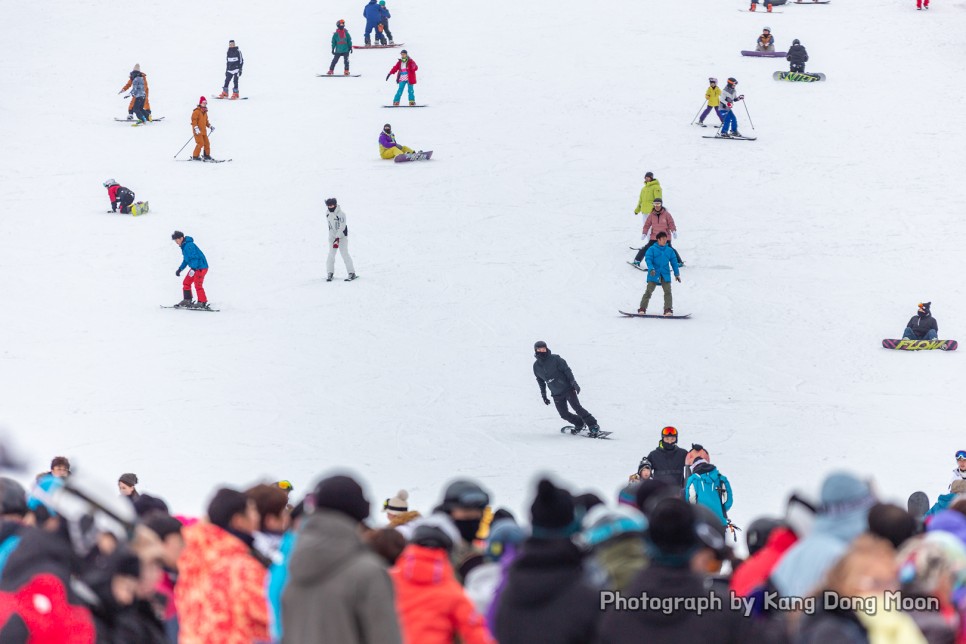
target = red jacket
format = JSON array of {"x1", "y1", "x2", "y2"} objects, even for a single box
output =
[
  {"x1": 389, "y1": 57, "x2": 418, "y2": 84},
  {"x1": 391, "y1": 545, "x2": 494, "y2": 644},
  {"x1": 729, "y1": 526, "x2": 798, "y2": 596}
]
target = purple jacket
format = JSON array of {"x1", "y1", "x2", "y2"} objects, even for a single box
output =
[{"x1": 379, "y1": 131, "x2": 400, "y2": 149}]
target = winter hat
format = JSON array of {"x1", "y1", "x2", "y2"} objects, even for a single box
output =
[
  {"x1": 411, "y1": 513, "x2": 461, "y2": 551},
  {"x1": 644, "y1": 171, "x2": 654, "y2": 179},
  {"x1": 868, "y1": 503, "x2": 918, "y2": 549},
  {"x1": 314, "y1": 475, "x2": 370, "y2": 523},
  {"x1": 574, "y1": 492, "x2": 604, "y2": 517},
  {"x1": 207, "y1": 488, "x2": 248, "y2": 529},
  {"x1": 927, "y1": 510, "x2": 966, "y2": 543},
  {"x1": 634, "y1": 479, "x2": 676, "y2": 517},
  {"x1": 110, "y1": 547, "x2": 142, "y2": 579},
  {"x1": 647, "y1": 497, "x2": 699, "y2": 555},
  {"x1": 686, "y1": 444, "x2": 710, "y2": 466},
  {"x1": 618, "y1": 482, "x2": 640, "y2": 508},
  {"x1": 379, "y1": 0, "x2": 386, "y2": 4},
  {"x1": 534, "y1": 340, "x2": 549, "y2": 351},
  {"x1": 199, "y1": 96, "x2": 207, "y2": 105},
  {"x1": 792, "y1": 39, "x2": 800, "y2": 45},
  {"x1": 325, "y1": 197, "x2": 338, "y2": 208},
  {"x1": 0, "y1": 478, "x2": 27, "y2": 516},
  {"x1": 50, "y1": 456, "x2": 70, "y2": 472},
  {"x1": 637, "y1": 457, "x2": 653, "y2": 475},
  {"x1": 581, "y1": 504, "x2": 647, "y2": 548},
  {"x1": 133, "y1": 64, "x2": 140, "y2": 72},
  {"x1": 530, "y1": 478, "x2": 576, "y2": 536},
  {"x1": 133, "y1": 494, "x2": 169, "y2": 517},
  {"x1": 745, "y1": 517, "x2": 782, "y2": 556},
  {"x1": 485, "y1": 518, "x2": 527, "y2": 561},
  {"x1": 898, "y1": 531, "x2": 966, "y2": 596},
  {"x1": 918, "y1": 302, "x2": 932, "y2": 316},
  {"x1": 118, "y1": 473, "x2": 138, "y2": 487},
  {"x1": 815, "y1": 472, "x2": 875, "y2": 540},
  {"x1": 383, "y1": 489, "x2": 409, "y2": 515},
  {"x1": 440, "y1": 479, "x2": 489, "y2": 511}
]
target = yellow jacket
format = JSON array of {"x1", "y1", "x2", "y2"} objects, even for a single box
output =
[
  {"x1": 705, "y1": 85, "x2": 722, "y2": 107},
  {"x1": 634, "y1": 179, "x2": 663, "y2": 215}
]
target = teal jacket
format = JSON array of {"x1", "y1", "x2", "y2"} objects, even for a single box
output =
[
  {"x1": 686, "y1": 463, "x2": 733, "y2": 525},
  {"x1": 644, "y1": 243, "x2": 680, "y2": 284},
  {"x1": 331, "y1": 28, "x2": 353, "y2": 54}
]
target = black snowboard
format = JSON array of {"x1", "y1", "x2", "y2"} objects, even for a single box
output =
[
  {"x1": 560, "y1": 426, "x2": 613, "y2": 439},
  {"x1": 908, "y1": 491, "x2": 930, "y2": 519},
  {"x1": 619, "y1": 310, "x2": 691, "y2": 319},
  {"x1": 316, "y1": 73, "x2": 362, "y2": 77}
]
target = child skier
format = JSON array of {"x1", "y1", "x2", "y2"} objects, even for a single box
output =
[
  {"x1": 386, "y1": 50, "x2": 418, "y2": 106},
  {"x1": 172, "y1": 231, "x2": 210, "y2": 309},
  {"x1": 378, "y1": 1, "x2": 394, "y2": 45},
  {"x1": 378, "y1": 123, "x2": 416, "y2": 159},
  {"x1": 533, "y1": 341, "x2": 601, "y2": 437},
  {"x1": 632, "y1": 199, "x2": 683, "y2": 267},
  {"x1": 787, "y1": 39, "x2": 809, "y2": 72},
  {"x1": 756, "y1": 27, "x2": 775, "y2": 52},
  {"x1": 698, "y1": 78, "x2": 722, "y2": 126},
  {"x1": 903, "y1": 302, "x2": 938, "y2": 340},
  {"x1": 363, "y1": 0, "x2": 386, "y2": 45},
  {"x1": 190, "y1": 97, "x2": 215, "y2": 161},
  {"x1": 324, "y1": 198, "x2": 357, "y2": 282},
  {"x1": 328, "y1": 21, "x2": 353, "y2": 75},
  {"x1": 103, "y1": 179, "x2": 148, "y2": 215},
  {"x1": 718, "y1": 77, "x2": 744, "y2": 138},
  {"x1": 118, "y1": 64, "x2": 151, "y2": 121},
  {"x1": 638, "y1": 232, "x2": 681, "y2": 316},
  {"x1": 218, "y1": 40, "x2": 244, "y2": 99}
]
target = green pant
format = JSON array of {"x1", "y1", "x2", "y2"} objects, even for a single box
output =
[{"x1": 639, "y1": 279, "x2": 672, "y2": 312}]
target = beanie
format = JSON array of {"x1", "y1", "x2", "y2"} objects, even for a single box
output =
[
  {"x1": 618, "y1": 482, "x2": 640, "y2": 507},
  {"x1": 648, "y1": 498, "x2": 699, "y2": 556},
  {"x1": 207, "y1": 488, "x2": 248, "y2": 529},
  {"x1": 644, "y1": 171, "x2": 654, "y2": 178},
  {"x1": 111, "y1": 548, "x2": 142, "y2": 579},
  {"x1": 199, "y1": 96, "x2": 207, "y2": 104},
  {"x1": 314, "y1": 475, "x2": 370, "y2": 523},
  {"x1": 133, "y1": 494, "x2": 169, "y2": 517},
  {"x1": 133, "y1": 63, "x2": 140, "y2": 72},
  {"x1": 0, "y1": 478, "x2": 27, "y2": 516},
  {"x1": 530, "y1": 478, "x2": 575, "y2": 534},
  {"x1": 383, "y1": 489, "x2": 409, "y2": 514},
  {"x1": 118, "y1": 473, "x2": 138, "y2": 487},
  {"x1": 411, "y1": 514, "x2": 461, "y2": 551}
]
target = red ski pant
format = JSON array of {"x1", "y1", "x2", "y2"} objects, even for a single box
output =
[{"x1": 183, "y1": 268, "x2": 208, "y2": 302}]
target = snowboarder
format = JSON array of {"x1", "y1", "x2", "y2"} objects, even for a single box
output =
[
  {"x1": 749, "y1": 0, "x2": 775, "y2": 12},
  {"x1": 646, "y1": 426, "x2": 689, "y2": 489},
  {"x1": 637, "y1": 232, "x2": 681, "y2": 316},
  {"x1": 632, "y1": 198, "x2": 683, "y2": 267},
  {"x1": 324, "y1": 198, "x2": 357, "y2": 282},
  {"x1": 698, "y1": 78, "x2": 723, "y2": 126},
  {"x1": 378, "y1": 123, "x2": 416, "y2": 159},
  {"x1": 378, "y1": 1, "x2": 394, "y2": 45},
  {"x1": 718, "y1": 77, "x2": 745, "y2": 138},
  {"x1": 685, "y1": 455, "x2": 734, "y2": 526},
  {"x1": 756, "y1": 27, "x2": 775, "y2": 52},
  {"x1": 387, "y1": 50, "x2": 418, "y2": 106},
  {"x1": 532, "y1": 341, "x2": 601, "y2": 437},
  {"x1": 328, "y1": 20, "x2": 353, "y2": 75},
  {"x1": 118, "y1": 64, "x2": 151, "y2": 121},
  {"x1": 951, "y1": 451, "x2": 966, "y2": 489},
  {"x1": 903, "y1": 302, "x2": 938, "y2": 340},
  {"x1": 218, "y1": 40, "x2": 244, "y2": 99},
  {"x1": 633, "y1": 172, "x2": 662, "y2": 215},
  {"x1": 786, "y1": 39, "x2": 809, "y2": 72},
  {"x1": 172, "y1": 231, "x2": 210, "y2": 309},
  {"x1": 190, "y1": 97, "x2": 215, "y2": 161},
  {"x1": 363, "y1": 0, "x2": 386, "y2": 45},
  {"x1": 102, "y1": 179, "x2": 147, "y2": 215}
]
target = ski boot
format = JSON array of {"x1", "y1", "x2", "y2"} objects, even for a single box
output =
[
  {"x1": 638, "y1": 308, "x2": 646, "y2": 314},
  {"x1": 588, "y1": 425, "x2": 601, "y2": 438},
  {"x1": 326, "y1": 273, "x2": 334, "y2": 282},
  {"x1": 126, "y1": 114, "x2": 134, "y2": 120},
  {"x1": 217, "y1": 90, "x2": 228, "y2": 99},
  {"x1": 345, "y1": 273, "x2": 358, "y2": 281},
  {"x1": 393, "y1": 101, "x2": 400, "y2": 106},
  {"x1": 364, "y1": 38, "x2": 371, "y2": 46},
  {"x1": 193, "y1": 301, "x2": 211, "y2": 310},
  {"x1": 344, "y1": 69, "x2": 351, "y2": 76},
  {"x1": 147, "y1": 114, "x2": 153, "y2": 122},
  {"x1": 766, "y1": 2, "x2": 773, "y2": 11},
  {"x1": 749, "y1": 2, "x2": 756, "y2": 9},
  {"x1": 719, "y1": 132, "x2": 732, "y2": 138},
  {"x1": 409, "y1": 100, "x2": 416, "y2": 106},
  {"x1": 570, "y1": 425, "x2": 583, "y2": 435},
  {"x1": 326, "y1": 69, "x2": 334, "y2": 75},
  {"x1": 203, "y1": 154, "x2": 213, "y2": 162},
  {"x1": 632, "y1": 260, "x2": 641, "y2": 267},
  {"x1": 388, "y1": 40, "x2": 394, "y2": 45},
  {"x1": 732, "y1": 131, "x2": 743, "y2": 138},
  {"x1": 664, "y1": 308, "x2": 673, "y2": 317},
  {"x1": 189, "y1": 156, "x2": 202, "y2": 161},
  {"x1": 174, "y1": 299, "x2": 193, "y2": 308},
  {"x1": 231, "y1": 91, "x2": 239, "y2": 100}
]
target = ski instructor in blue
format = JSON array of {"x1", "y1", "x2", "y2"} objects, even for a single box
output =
[{"x1": 533, "y1": 341, "x2": 601, "y2": 437}]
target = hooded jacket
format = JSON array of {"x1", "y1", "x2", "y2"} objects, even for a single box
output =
[
  {"x1": 787, "y1": 43, "x2": 809, "y2": 65},
  {"x1": 641, "y1": 207, "x2": 677, "y2": 241},
  {"x1": 634, "y1": 179, "x2": 662, "y2": 215},
  {"x1": 644, "y1": 242, "x2": 680, "y2": 284},
  {"x1": 906, "y1": 313, "x2": 938, "y2": 339},
  {"x1": 705, "y1": 85, "x2": 722, "y2": 107},
  {"x1": 720, "y1": 83, "x2": 739, "y2": 112},
  {"x1": 281, "y1": 509, "x2": 402, "y2": 644},
  {"x1": 389, "y1": 57, "x2": 418, "y2": 84},
  {"x1": 390, "y1": 544, "x2": 494, "y2": 644},
  {"x1": 332, "y1": 28, "x2": 353, "y2": 54},
  {"x1": 494, "y1": 538, "x2": 599, "y2": 644},
  {"x1": 363, "y1": 0, "x2": 383, "y2": 28},
  {"x1": 647, "y1": 441, "x2": 688, "y2": 488},
  {"x1": 685, "y1": 462, "x2": 733, "y2": 525},
  {"x1": 532, "y1": 351, "x2": 578, "y2": 397},
  {"x1": 177, "y1": 236, "x2": 208, "y2": 271},
  {"x1": 326, "y1": 205, "x2": 349, "y2": 242},
  {"x1": 380, "y1": 130, "x2": 402, "y2": 151},
  {"x1": 225, "y1": 46, "x2": 243, "y2": 73}
]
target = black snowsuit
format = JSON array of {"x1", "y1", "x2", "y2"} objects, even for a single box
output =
[
  {"x1": 646, "y1": 441, "x2": 688, "y2": 489},
  {"x1": 494, "y1": 538, "x2": 600, "y2": 644},
  {"x1": 533, "y1": 352, "x2": 597, "y2": 429},
  {"x1": 905, "y1": 314, "x2": 938, "y2": 339},
  {"x1": 786, "y1": 44, "x2": 809, "y2": 72},
  {"x1": 224, "y1": 46, "x2": 244, "y2": 92},
  {"x1": 113, "y1": 186, "x2": 135, "y2": 213}
]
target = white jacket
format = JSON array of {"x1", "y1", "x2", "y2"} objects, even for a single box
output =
[{"x1": 326, "y1": 206, "x2": 348, "y2": 242}]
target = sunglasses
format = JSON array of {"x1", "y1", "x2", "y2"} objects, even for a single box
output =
[{"x1": 662, "y1": 427, "x2": 678, "y2": 437}]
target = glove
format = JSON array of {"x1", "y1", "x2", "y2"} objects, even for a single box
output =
[
  {"x1": 332, "y1": 49, "x2": 336, "y2": 55},
  {"x1": 333, "y1": 238, "x2": 340, "y2": 249},
  {"x1": 675, "y1": 275, "x2": 682, "y2": 283},
  {"x1": 634, "y1": 207, "x2": 640, "y2": 215},
  {"x1": 176, "y1": 269, "x2": 182, "y2": 277},
  {"x1": 573, "y1": 383, "x2": 581, "y2": 395},
  {"x1": 738, "y1": 94, "x2": 745, "y2": 100},
  {"x1": 542, "y1": 395, "x2": 551, "y2": 405},
  {"x1": 194, "y1": 126, "x2": 201, "y2": 135},
  {"x1": 649, "y1": 269, "x2": 656, "y2": 277},
  {"x1": 238, "y1": 69, "x2": 243, "y2": 77},
  {"x1": 188, "y1": 269, "x2": 195, "y2": 277},
  {"x1": 673, "y1": 232, "x2": 678, "y2": 239},
  {"x1": 209, "y1": 125, "x2": 215, "y2": 132},
  {"x1": 641, "y1": 233, "x2": 648, "y2": 240}
]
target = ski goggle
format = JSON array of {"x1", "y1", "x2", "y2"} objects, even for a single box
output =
[
  {"x1": 956, "y1": 451, "x2": 966, "y2": 461},
  {"x1": 276, "y1": 480, "x2": 293, "y2": 492},
  {"x1": 662, "y1": 426, "x2": 678, "y2": 437}
]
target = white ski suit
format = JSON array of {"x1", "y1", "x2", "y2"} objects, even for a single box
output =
[{"x1": 326, "y1": 205, "x2": 356, "y2": 275}]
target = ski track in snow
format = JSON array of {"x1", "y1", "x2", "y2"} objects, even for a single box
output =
[{"x1": 0, "y1": 0, "x2": 964, "y2": 521}]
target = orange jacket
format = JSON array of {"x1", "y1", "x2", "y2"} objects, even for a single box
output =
[
  {"x1": 191, "y1": 106, "x2": 209, "y2": 133},
  {"x1": 390, "y1": 545, "x2": 494, "y2": 644},
  {"x1": 174, "y1": 522, "x2": 269, "y2": 644}
]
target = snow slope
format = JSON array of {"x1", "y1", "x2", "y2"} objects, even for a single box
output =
[{"x1": 0, "y1": 0, "x2": 964, "y2": 522}]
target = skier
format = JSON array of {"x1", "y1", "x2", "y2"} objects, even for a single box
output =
[
  {"x1": 324, "y1": 197, "x2": 357, "y2": 282},
  {"x1": 532, "y1": 341, "x2": 601, "y2": 437},
  {"x1": 378, "y1": 123, "x2": 416, "y2": 159},
  {"x1": 102, "y1": 179, "x2": 148, "y2": 215},
  {"x1": 118, "y1": 64, "x2": 151, "y2": 121},
  {"x1": 718, "y1": 77, "x2": 744, "y2": 138},
  {"x1": 903, "y1": 301, "x2": 938, "y2": 340},
  {"x1": 378, "y1": 1, "x2": 394, "y2": 45},
  {"x1": 685, "y1": 455, "x2": 734, "y2": 526},
  {"x1": 646, "y1": 426, "x2": 689, "y2": 489},
  {"x1": 787, "y1": 39, "x2": 809, "y2": 72},
  {"x1": 387, "y1": 50, "x2": 418, "y2": 106},
  {"x1": 637, "y1": 232, "x2": 681, "y2": 316},
  {"x1": 363, "y1": 0, "x2": 386, "y2": 45},
  {"x1": 172, "y1": 231, "x2": 210, "y2": 309},
  {"x1": 632, "y1": 198, "x2": 683, "y2": 267},
  {"x1": 951, "y1": 451, "x2": 966, "y2": 489},
  {"x1": 698, "y1": 78, "x2": 722, "y2": 126},
  {"x1": 129, "y1": 70, "x2": 150, "y2": 124},
  {"x1": 190, "y1": 96, "x2": 215, "y2": 161},
  {"x1": 328, "y1": 20, "x2": 353, "y2": 75},
  {"x1": 632, "y1": 172, "x2": 662, "y2": 215},
  {"x1": 756, "y1": 27, "x2": 775, "y2": 52},
  {"x1": 217, "y1": 40, "x2": 244, "y2": 99}
]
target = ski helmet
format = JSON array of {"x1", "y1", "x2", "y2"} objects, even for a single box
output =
[
  {"x1": 102, "y1": 178, "x2": 117, "y2": 187},
  {"x1": 793, "y1": 39, "x2": 800, "y2": 45},
  {"x1": 727, "y1": 77, "x2": 737, "y2": 84},
  {"x1": 336, "y1": 19, "x2": 345, "y2": 27},
  {"x1": 746, "y1": 517, "x2": 782, "y2": 556},
  {"x1": 708, "y1": 77, "x2": 718, "y2": 83},
  {"x1": 325, "y1": 197, "x2": 337, "y2": 207}
]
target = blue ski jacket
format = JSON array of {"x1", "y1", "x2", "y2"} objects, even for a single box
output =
[
  {"x1": 131, "y1": 75, "x2": 146, "y2": 98},
  {"x1": 685, "y1": 463, "x2": 733, "y2": 525},
  {"x1": 644, "y1": 243, "x2": 680, "y2": 284},
  {"x1": 363, "y1": 0, "x2": 383, "y2": 28},
  {"x1": 178, "y1": 236, "x2": 208, "y2": 271}
]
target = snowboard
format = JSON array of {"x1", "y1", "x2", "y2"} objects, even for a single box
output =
[
  {"x1": 882, "y1": 338, "x2": 958, "y2": 351},
  {"x1": 793, "y1": 1, "x2": 830, "y2": 4},
  {"x1": 908, "y1": 491, "x2": 930, "y2": 520},
  {"x1": 131, "y1": 201, "x2": 149, "y2": 216},
  {"x1": 316, "y1": 73, "x2": 362, "y2": 77},
  {"x1": 353, "y1": 43, "x2": 404, "y2": 49},
  {"x1": 774, "y1": 71, "x2": 826, "y2": 82},
  {"x1": 383, "y1": 104, "x2": 429, "y2": 108},
  {"x1": 116, "y1": 116, "x2": 165, "y2": 122},
  {"x1": 560, "y1": 426, "x2": 613, "y2": 440},
  {"x1": 619, "y1": 310, "x2": 692, "y2": 319},
  {"x1": 741, "y1": 50, "x2": 788, "y2": 57},
  {"x1": 394, "y1": 150, "x2": 433, "y2": 163},
  {"x1": 160, "y1": 305, "x2": 220, "y2": 312},
  {"x1": 703, "y1": 134, "x2": 757, "y2": 140},
  {"x1": 210, "y1": 95, "x2": 249, "y2": 100}
]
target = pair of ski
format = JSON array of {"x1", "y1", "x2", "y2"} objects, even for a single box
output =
[
  {"x1": 179, "y1": 158, "x2": 232, "y2": 163},
  {"x1": 115, "y1": 116, "x2": 165, "y2": 123},
  {"x1": 161, "y1": 304, "x2": 220, "y2": 312},
  {"x1": 704, "y1": 133, "x2": 757, "y2": 141}
]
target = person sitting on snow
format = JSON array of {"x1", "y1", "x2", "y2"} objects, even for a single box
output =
[
  {"x1": 903, "y1": 302, "x2": 938, "y2": 341},
  {"x1": 378, "y1": 123, "x2": 416, "y2": 159},
  {"x1": 756, "y1": 27, "x2": 775, "y2": 52}
]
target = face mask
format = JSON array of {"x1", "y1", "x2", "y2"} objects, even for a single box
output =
[
  {"x1": 454, "y1": 518, "x2": 481, "y2": 543},
  {"x1": 327, "y1": 206, "x2": 336, "y2": 212},
  {"x1": 534, "y1": 351, "x2": 549, "y2": 360},
  {"x1": 384, "y1": 129, "x2": 391, "y2": 134}
]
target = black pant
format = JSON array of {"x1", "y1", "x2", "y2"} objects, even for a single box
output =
[
  {"x1": 380, "y1": 20, "x2": 393, "y2": 40},
  {"x1": 329, "y1": 53, "x2": 350, "y2": 71},
  {"x1": 634, "y1": 239, "x2": 683, "y2": 264},
  {"x1": 118, "y1": 193, "x2": 135, "y2": 213},
  {"x1": 790, "y1": 62, "x2": 805, "y2": 72},
  {"x1": 223, "y1": 71, "x2": 239, "y2": 91},
  {"x1": 132, "y1": 97, "x2": 149, "y2": 122},
  {"x1": 552, "y1": 390, "x2": 597, "y2": 429}
]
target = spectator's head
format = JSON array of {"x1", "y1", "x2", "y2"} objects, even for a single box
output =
[
  {"x1": 822, "y1": 535, "x2": 897, "y2": 599},
  {"x1": 411, "y1": 514, "x2": 461, "y2": 552},
  {"x1": 363, "y1": 527, "x2": 407, "y2": 565},
  {"x1": 439, "y1": 479, "x2": 490, "y2": 543},
  {"x1": 692, "y1": 504, "x2": 735, "y2": 573},
  {"x1": 785, "y1": 491, "x2": 818, "y2": 537},
  {"x1": 574, "y1": 493, "x2": 604, "y2": 519},
  {"x1": 133, "y1": 494, "x2": 169, "y2": 518},
  {"x1": 530, "y1": 478, "x2": 579, "y2": 539},
  {"x1": 956, "y1": 450, "x2": 966, "y2": 471},
  {"x1": 102, "y1": 547, "x2": 142, "y2": 608},
  {"x1": 118, "y1": 473, "x2": 138, "y2": 497},
  {"x1": 26, "y1": 474, "x2": 65, "y2": 530},
  {"x1": 0, "y1": 477, "x2": 27, "y2": 521},
  {"x1": 314, "y1": 475, "x2": 370, "y2": 524},
  {"x1": 581, "y1": 504, "x2": 647, "y2": 551},
  {"x1": 129, "y1": 525, "x2": 166, "y2": 598},
  {"x1": 142, "y1": 512, "x2": 184, "y2": 568},
  {"x1": 485, "y1": 518, "x2": 527, "y2": 562},
  {"x1": 745, "y1": 517, "x2": 782, "y2": 557},
  {"x1": 897, "y1": 531, "x2": 966, "y2": 604},
  {"x1": 382, "y1": 489, "x2": 410, "y2": 520},
  {"x1": 207, "y1": 488, "x2": 259, "y2": 535},
  {"x1": 246, "y1": 483, "x2": 291, "y2": 533},
  {"x1": 927, "y1": 509, "x2": 966, "y2": 544},
  {"x1": 634, "y1": 479, "x2": 675, "y2": 518},
  {"x1": 952, "y1": 480, "x2": 966, "y2": 495},
  {"x1": 868, "y1": 503, "x2": 918, "y2": 549},
  {"x1": 50, "y1": 456, "x2": 70, "y2": 478},
  {"x1": 660, "y1": 426, "x2": 678, "y2": 448},
  {"x1": 646, "y1": 498, "x2": 700, "y2": 566},
  {"x1": 686, "y1": 444, "x2": 710, "y2": 466},
  {"x1": 816, "y1": 472, "x2": 875, "y2": 540}
]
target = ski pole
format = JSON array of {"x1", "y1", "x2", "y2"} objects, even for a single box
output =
[
  {"x1": 173, "y1": 136, "x2": 194, "y2": 159},
  {"x1": 742, "y1": 99, "x2": 756, "y2": 130},
  {"x1": 690, "y1": 100, "x2": 707, "y2": 125}
]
